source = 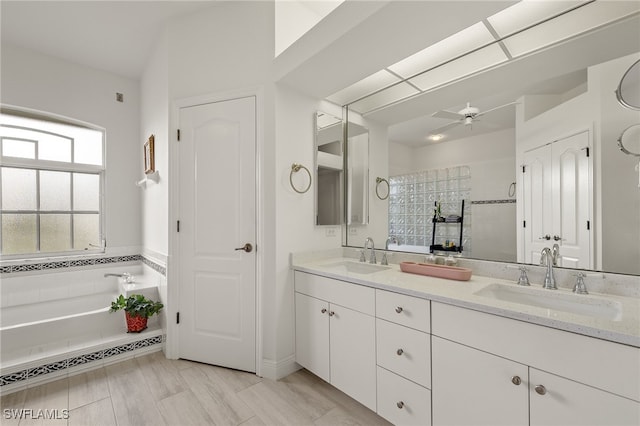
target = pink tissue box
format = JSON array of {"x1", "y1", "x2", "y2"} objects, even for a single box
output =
[{"x1": 400, "y1": 261, "x2": 472, "y2": 281}]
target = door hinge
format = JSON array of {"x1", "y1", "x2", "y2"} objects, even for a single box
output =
[
  {"x1": 177, "y1": 220, "x2": 180, "y2": 232},
  {"x1": 587, "y1": 220, "x2": 590, "y2": 230},
  {"x1": 585, "y1": 147, "x2": 590, "y2": 157},
  {"x1": 522, "y1": 165, "x2": 526, "y2": 173},
  {"x1": 523, "y1": 220, "x2": 526, "y2": 228},
  {"x1": 176, "y1": 312, "x2": 180, "y2": 324},
  {"x1": 177, "y1": 129, "x2": 181, "y2": 141}
]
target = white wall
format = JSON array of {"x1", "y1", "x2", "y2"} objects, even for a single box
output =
[{"x1": 0, "y1": 44, "x2": 142, "y2": 254}]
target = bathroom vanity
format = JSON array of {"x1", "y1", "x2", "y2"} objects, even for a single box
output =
[{"x1": 292, "y1": 253, "x2": 640, "y2": 426}]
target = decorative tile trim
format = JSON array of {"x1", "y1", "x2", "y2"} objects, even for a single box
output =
[
  {"x1": 471, "y1": 199, "x2": 517, "y2": 205},
  {"x1": 0, "y1": 255, "x2": 142, "y2": 275},
  {"x1": 0, "y1": 335, "x2": 163, "y2": 387},
  {"x1": 141, "y1": 256, "x2": 166, "y2": 276}
]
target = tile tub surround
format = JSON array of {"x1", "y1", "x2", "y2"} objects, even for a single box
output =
[{"x1": 291, "y1": 249, "x2": 640, "y2": 347}]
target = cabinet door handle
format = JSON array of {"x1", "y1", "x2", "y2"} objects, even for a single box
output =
[
  {"x1": 328, "y1": 311, "x2": 335, "y2": 317},
  {"x1": 511, "y1": 376, "x2": 521, "y2": 385},
  {"x1": 395, "y1": 306, "x2": 403, "y2": 313},
  {"x1": 396, "y1": 348, "x2": 404, "y2": 356},
  {"x1": 321, "y1": 308, "x2": 327, "y2": 314},
  {"x1": 396, "y1": 401, "x2": 405, "y2": 409},
  {"x1": 534, "y1": 385, "x2": 547, "y2": 395}
]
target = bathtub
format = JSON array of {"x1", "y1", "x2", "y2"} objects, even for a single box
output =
[{"x1": 0, "y1": 262, "x2": 164, "y2": 393}]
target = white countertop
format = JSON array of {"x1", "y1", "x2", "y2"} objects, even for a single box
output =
[{"x1": 292, "y1": 256, "x2": 640, "y2": 348}]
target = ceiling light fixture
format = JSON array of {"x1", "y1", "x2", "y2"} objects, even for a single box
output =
[{"x1": 429, "y1": 134, "x2": 444, "y2": 142}]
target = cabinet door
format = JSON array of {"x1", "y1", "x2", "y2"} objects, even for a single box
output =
[
  {"x1": 432, "y1": 336, "x2": 528, "y2": 426},
  {"x1": 530, "y1": 369, "x2": 640, "y2": 426},
  {"x1": 294, "y1": 292, "x2": 330, "y2": 382},
  {"x1": 330, "y1": 304, "x2": 377, "y2": 411}
]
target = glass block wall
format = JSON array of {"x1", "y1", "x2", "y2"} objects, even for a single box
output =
[{"x1": 388, "y1": 166, "x2": 472, "y2": 254}]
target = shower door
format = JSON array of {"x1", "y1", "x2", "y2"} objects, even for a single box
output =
[{"x1": 177, "y1": 96, "x2": 256, "y2": 373}]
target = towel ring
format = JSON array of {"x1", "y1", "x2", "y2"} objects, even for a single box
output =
[
  {"x1": 375, "y1": 177, "x2": 390, "y2": 200},
  {"x1": 290, "y1": 163, "x2": 312, "y2": 194},
  {"x1": 617, "y1": 123, "x2": 640, "y2": 157}
]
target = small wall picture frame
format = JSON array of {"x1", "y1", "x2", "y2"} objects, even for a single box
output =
[{"x1": 144, "y1": 135, "x2": 155, "y2": 174}]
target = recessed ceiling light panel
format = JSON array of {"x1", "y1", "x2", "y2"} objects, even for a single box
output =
[
  {"x1": 326, "y1": 69, "x2": 401, "y2": 106},
  {"x1": 348, "y1": 82, "x2": 420, "y2": 114},
  {"x1": 388, "y1": 22, "x2": 496, "y2": 79},
  {"x1": 487, "y1": 0, "x2": 585, "y2": 38}
]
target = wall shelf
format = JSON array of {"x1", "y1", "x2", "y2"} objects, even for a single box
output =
[{"x1": 136, "y1": 171, "x2": 159, "y2": 188}]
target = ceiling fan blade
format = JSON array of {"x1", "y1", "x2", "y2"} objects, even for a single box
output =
[
  {"x1": 432, "y1": 109, "x2": 463, "y2": 120},
  {"x1": 475, "y1": 101, "x2": 519, "y2": 118},
  {"x1": 428, "y1": 120, "x2": 462, "y2": 135}
]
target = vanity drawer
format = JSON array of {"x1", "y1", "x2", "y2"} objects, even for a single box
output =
[
  {"x1": 376, "y1": 289, "x2": 430, "y2": 332},
  {"x1": 376, "y1": 318, "x2": 430, "y2": 388},
  {"x1": 295, "y1": 271, "x2": 374, "y2": 315},
  {"x1": 377, "y1": 366, "x2": 431, "y2": 426}
]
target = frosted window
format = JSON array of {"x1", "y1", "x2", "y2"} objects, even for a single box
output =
[
  {"x1": 40, "y1": 171, "x2": 71, "y2": 211},
  {"x1": 1, "y1": 168, "x2": 37, "y2": 210},
  {"x1": 1, "y1": 214, "x2": 37, "y2": 254},
  {"x1": 40, "y1": 214, "x2": 71, "y2": 252},
  {"x1": 38, "y1": 133, "x2": 72, "y2": 162},
  {"x1": 73, "y1": 173, "x2": 100, "y2": 211},
  {"x1": 0, "y1": 111, "x2": 104, "y2": 256},
  {"x1": 74, "y1": 129, "x2": 103, "y2": 165},
  {"x1": 73, "y1": 214, "x2": 99, "y2": 249},
  {"x1": 2, "y1": 138, "x2": 36, "y2": 159}
]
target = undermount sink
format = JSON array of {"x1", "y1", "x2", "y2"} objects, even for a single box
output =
[
  {"x1": 320, "y1": 261, "x2": 391, "y2": 275},
  {"x1": 474, "y1": 283, "x2": 622, "y2": 321}
]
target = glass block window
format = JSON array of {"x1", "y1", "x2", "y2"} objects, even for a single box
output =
[
  {"x1": 0, "y1": 111, "x2": 104, "y2": 257},
  {"x1": 388, "y1": 166, "x2": 472, "y2": 254}
]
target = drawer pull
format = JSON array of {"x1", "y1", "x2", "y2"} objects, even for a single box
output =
[
  {"x1": 321, "y1": 308, "x2": 327, "y2": 314},
  {"x1": 395, "y1": 306, "x2": 403, "y2": 313},
  {"x1": 396, "y1": 401, "x2": 405, "y2": 409},
  {"x1": 534, "y1": 385, "x2": 547, "y2": 395},
  {"x1": 511, "y1": 376, "x2": 521, "y2": 385},
  {"x1": 396, "y1": 348, "x2": 404, "y2": 356},
  {"x1": 329, "y1": 311, "x2": 335, "y2": 317}
]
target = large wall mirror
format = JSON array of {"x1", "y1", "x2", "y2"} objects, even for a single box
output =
[{"x1": 344, "y1": 12, "x2": 640, "y2": 276}]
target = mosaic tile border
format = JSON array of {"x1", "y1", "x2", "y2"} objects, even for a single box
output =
[
  {"x1": 1, "y1": 254, "x2": 166, "y2": 276},
  {"x1": 471, "y1": 199, "x2": 517, "y2": 205},
  {"x1": 0, "y1": 335, "x2": 163, "y2": 387},
  {"x1": 141, "y1": 256, "x2": 167, "y2": 276},
  {"x1": 0, "y1": 255, "x2": 142, "y2": 275}
]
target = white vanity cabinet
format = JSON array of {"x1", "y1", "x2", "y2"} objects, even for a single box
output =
[
  {"x1": 294, "y1": 271, "x2": 376, "y2": 410},
  {"x1": 432, "y1": 302, "x2": 640, "y2": 426},
  {"x1": 375, "y1": 290, "x2": 432, "y2": 426}
]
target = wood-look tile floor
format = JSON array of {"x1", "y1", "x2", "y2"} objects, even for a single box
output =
[{"x1": 1, "y1": 351, "x2": 391, "y2": 426}]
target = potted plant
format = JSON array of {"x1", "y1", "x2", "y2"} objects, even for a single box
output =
[{"x1": 110, "y1": 294, "x2": 163, "y2": 333}]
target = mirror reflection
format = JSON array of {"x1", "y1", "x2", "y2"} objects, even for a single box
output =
[
  {"x1": 315, "y1": 111, "x2": 343, "y2": 226},
  {"x1": 344, "y1": 18, "x2": 640, "y2": 276}
]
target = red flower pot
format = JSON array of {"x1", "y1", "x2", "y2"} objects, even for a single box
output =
[{"x1": 125, "y1": 312, "x2": 148, "y2": 333}]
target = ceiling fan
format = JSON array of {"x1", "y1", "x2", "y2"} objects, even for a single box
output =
[{"x1": 429, "y1": 101, "x2": 517, "y2": 135}]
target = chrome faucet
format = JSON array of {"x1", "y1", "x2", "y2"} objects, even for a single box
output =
[
  {"x1": 364, "y1": 237, "x2": 376, "y2": 264},
  {"x1": 104, "y1": 272, "x2": 134, "y2": 283},
  {"x1": 381, "y1": 236, "x2": 399, "y2": 266},
  {"x1": 551, "y1": 243, "x2": 560, "y2": 266},
  {"x1": 385, "y1": 236, "x2": 399, "y2": 250},
  {"x1": 539, "y1": 248, "x2": 557, "y2": 290}
]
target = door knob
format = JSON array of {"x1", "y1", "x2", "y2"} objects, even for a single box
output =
[
  {"x1": 396, "y1": 348, "x2": 404, "y2": 356},
  {"x1": 553, "y1": 235, "x2": 562, "y2": 241},
  {"x1": 511, "y1": 376, "x2": 522, "y2": 385},
  {"x1": 234, "y1": 243, "x2": 253, "y2": 253},
  {"x1": 395, "y1": 306, "x2": 403, "y2": 313},
  {"x1": 539, "y1": 235, "x2": 551, "y2": 240},
  {"x1": 321, "y1": 308, "x2": 327, "y2": 314},
  {"x1": 396, "y1": 401, "x2": 405, "y2": 409},
  {"x1": 534, "y1": 385, "x2": 547, "y2": 395}
]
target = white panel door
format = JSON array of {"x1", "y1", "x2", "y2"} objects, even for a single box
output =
[
  {"x1": 551, "y1": 132, "x2": 590, "y2": 268},
  {"x1": 178, "y1": 96, "x2": 256, "y2": 372},
  {"x1": 522, "y1": 131, "x2": 591, "y2": 268},
  {"x1": 523, "y1": 144, "x2": 553, "y2": 264}
]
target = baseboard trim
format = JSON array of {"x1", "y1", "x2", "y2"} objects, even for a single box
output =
[{"x1": 261, "y1": 355, "x2": 300, "y2": 380}]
